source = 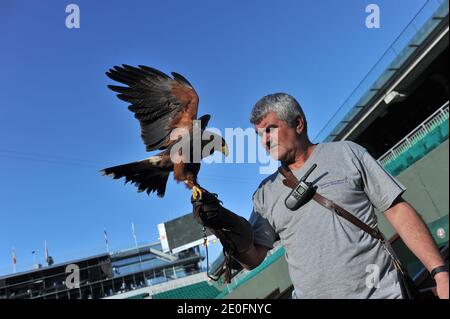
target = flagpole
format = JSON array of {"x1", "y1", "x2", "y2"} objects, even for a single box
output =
[
  {"x1": 44, "y1": 240, "x2": 48, "y2": 266},
  {"x1": 104, "y1": 228, "x2": 110, "y2": 253},
  {"x1": 12, "y1": 247, "x2": 16, "y2": 274},
  {"x1": 131, "y1": 222, "x2": 138, "y2": 248},
  {"x1": 32, "y1": 250, "x2": 37, "y2": 267},
  {"x1": 131, "y1": 222, "x2": 143, "y2": 267}
]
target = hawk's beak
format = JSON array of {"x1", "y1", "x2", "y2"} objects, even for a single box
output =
[{"x1": 221, "y1": 144, "x2": 229, "y2": 157}]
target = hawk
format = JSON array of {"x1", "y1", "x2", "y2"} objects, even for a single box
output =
[{"x1": 100, "y1": 65, "x2": 228, "y2": 200}]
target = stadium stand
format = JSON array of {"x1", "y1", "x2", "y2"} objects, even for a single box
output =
[{"x1": 152, "y1": 281, "x2": 220, "y2": 299}]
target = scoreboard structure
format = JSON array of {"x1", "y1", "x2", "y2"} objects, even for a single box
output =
[{"x1": 158, "y1": 213, "x2": 215, "y2": 254}]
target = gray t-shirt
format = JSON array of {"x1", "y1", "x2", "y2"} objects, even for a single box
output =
[{"x1": 250, "y1": 141, "x2": 406, "y2": 299}]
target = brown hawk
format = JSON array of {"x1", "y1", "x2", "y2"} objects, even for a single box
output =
[{"x1": 100, "y1": 65, "x2": 228, "y2": 200}]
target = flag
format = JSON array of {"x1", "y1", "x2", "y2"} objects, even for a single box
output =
[
  {"x1": 104, "y1": 228, "x2": 109, "y2": 253},
  {"x1": 12, "y1": 248, "x2": 17, "y2": 264},
  {"x1": 12, "y1": 248, "x2": 17, "y2": 273}
]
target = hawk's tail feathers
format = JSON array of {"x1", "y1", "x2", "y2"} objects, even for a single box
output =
[{"x1": 100, "y1": 156, "x2": 170, "y2": 198}]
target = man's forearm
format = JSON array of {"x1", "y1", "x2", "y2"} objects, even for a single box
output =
[
  {"x1": 235, "y1": 243, "x2": 269, "y2": 270},
  {"x1": 191, "y1": 190, "x2": 268, "y2": 270},
  {"x1": 385, "y1": 200, "x2": 446, "y2": 272}
]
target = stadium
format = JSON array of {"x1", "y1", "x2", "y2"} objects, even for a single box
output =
[{"x1": 0, "y1": 1, "x2": 448, "y2": 300}]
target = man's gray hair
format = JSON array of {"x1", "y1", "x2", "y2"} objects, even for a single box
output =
[{"x1": 250, "y1": 93, "x2": 307, "y2": 131}]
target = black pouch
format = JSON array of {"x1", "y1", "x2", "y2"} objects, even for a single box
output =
[
  {"x1": 384, "y1": 240, "x2": 422, "y2": 299},
  {"x1": 397, "y1": 267, "x2": 422, "y2": 299}
]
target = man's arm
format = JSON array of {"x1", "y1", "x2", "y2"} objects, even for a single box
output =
[
  {"x1": 235, "y1": 244, "x2": 270, "y2": 270},
  {"x1": 384, "y1": 196, "x2": 449, "y2": 299},
  {"x1": 192, "y1": 190, "x2": 271, "y2": 271}
]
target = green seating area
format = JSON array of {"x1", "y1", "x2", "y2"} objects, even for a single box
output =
[
  {"x1": 383, "y1": 113, "x2": 448, "y2": 176},
  {"x1": 215, "y1": 246, "x2": 286, "y2": 299},
  {"x1": 151, "y1": 281, "x2": 221, "y2": 299},
  {"x1": 428, "y1": 215, "x2": 449, "y2": 247},
  {"x1": 392, "y1": 215, "x2": 449, "y2": 276},
  {"x1": 126, "y1": 292, "x2": 150, "y2": 299}
]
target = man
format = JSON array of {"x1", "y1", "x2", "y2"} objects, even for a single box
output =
[{"x1": 192, "y1": 93, "x2": 448, "y2": 299}]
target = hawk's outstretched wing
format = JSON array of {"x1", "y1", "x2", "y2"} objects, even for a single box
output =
[{"x1": 106, "y1": 65, "x2": 199, "y2": 151}]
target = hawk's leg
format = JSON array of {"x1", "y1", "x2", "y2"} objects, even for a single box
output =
[
  {"x1": 192, "y1": 185, "x2": 203, "y2": 201},
  {"x1": 184, "y1": 177, "x2": 203, "y2": 201}
]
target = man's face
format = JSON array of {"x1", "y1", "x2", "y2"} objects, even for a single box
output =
[{"x1": 255, "y1": 112, "x2": 301, "y2": 162}]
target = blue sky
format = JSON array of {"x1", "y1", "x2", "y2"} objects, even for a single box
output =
[{"x1": 0, "y1": 0, "x2": 429, "y2": 275}]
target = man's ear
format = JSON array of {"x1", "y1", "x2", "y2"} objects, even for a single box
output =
[{"x1": 295, "y1": 116, "x2": 304, "y2": 134}]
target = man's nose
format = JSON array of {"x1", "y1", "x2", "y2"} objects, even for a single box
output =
[
  {"x1": 259, "y1": 133, "x2": 269, "y2": 148},
  {"x1": 264, "y1": 133, "x2": 272, "y2": 147}
]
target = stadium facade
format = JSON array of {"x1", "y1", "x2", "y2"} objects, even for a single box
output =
[{"x1": 0, "y1": 241, "x2": 206, "y2": 299}]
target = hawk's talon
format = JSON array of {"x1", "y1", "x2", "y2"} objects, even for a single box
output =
[{"x1": 192, "y1": 186, "x2": 203, "y2": 201}]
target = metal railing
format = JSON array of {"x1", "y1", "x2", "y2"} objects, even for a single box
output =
[{"x1": 378, "y1": 101, "x2": 449, "y2": 166}]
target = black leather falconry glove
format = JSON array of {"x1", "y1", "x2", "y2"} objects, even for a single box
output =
[{"x1": 191, "y1": 190, "x2": 254, "y2": 256}]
